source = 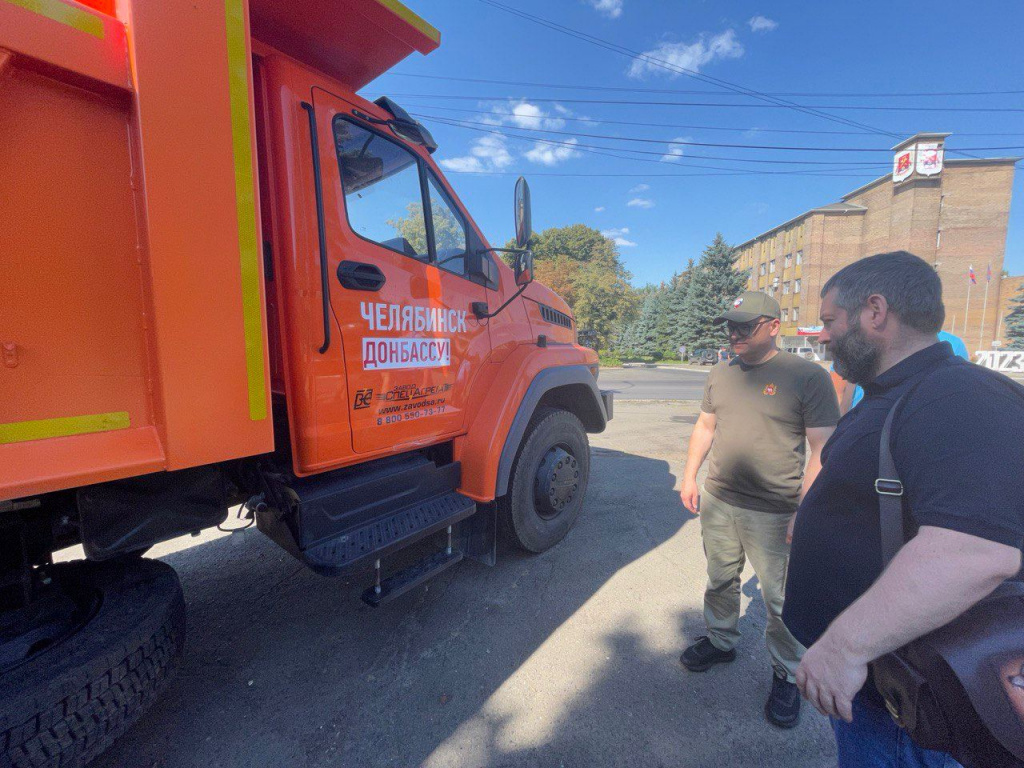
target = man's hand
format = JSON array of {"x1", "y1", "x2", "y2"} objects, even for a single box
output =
[
  {"x1": 795, "y1": 632, "x2": 867, "y2": 722},
  {"x1": 786, "y1": 512, "x2": 796, "y2": 544},
  {"x1": 680, "y1": 477, "x2": 700, "y2": 516}
]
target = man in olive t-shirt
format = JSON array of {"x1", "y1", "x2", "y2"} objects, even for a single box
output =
[{"x1": 679, "y1": 291, "x2": 839, "y2": 728}]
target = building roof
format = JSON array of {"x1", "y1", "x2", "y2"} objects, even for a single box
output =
[
  {"x1": 735, "y1": 153, "x2": 1021, "y2": 250},
  {"x1": 891, "y1": 132, "x2": 951, "y2": 151}
]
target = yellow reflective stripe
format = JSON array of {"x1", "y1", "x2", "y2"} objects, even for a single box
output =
[
  {"x1": 0, "y1": 412, "x2": 130, "y2": 445},
  {"x1": 373, "y1": 0, "x2": 440, "y2": 44},
  {"x1": 3, "y1": 0, "x2": 105, "y2": 39},
  {"x1": 224, "y1": 0, "x2": 267, "y2": 421}
]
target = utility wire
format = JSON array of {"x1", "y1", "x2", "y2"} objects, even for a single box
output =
[
  {"x1": 384, "y1": 72, "x2": 1024, "y2": 99},
  {"x1": 410, "y1": 112, "x2": 1024, "y2": 153},
  {"x1": 380, "y1": 103, "x2": 1024, "y2": 138},
  {"x1": 474, "y1": 0, "x2": 910, "y2": 141},
  {"x1": 424, "y1": 114, "x2": 893, "y2": 170},
  {"x1": 389, "y1": 92, "x2": 1024, "y2": 113}
]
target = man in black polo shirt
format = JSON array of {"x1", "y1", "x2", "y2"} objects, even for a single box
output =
[{"x1": 784, "y1": 251, "x2": 1024, "y2": 767}]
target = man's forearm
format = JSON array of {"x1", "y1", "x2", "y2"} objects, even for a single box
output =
[
  {"x1": 683, "y1": 422, "x2": 714, "y2": 481},
  {"x1": 819, "y1": 526, "x2": 1022, "y2": 664}
]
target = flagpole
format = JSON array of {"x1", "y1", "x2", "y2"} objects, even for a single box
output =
[
  {"x1": 978, "y1": 265, "x2": 991, "y2": 351},
  {"x1": 963, "y1": 270, "x2": 973, "y2": 336}
]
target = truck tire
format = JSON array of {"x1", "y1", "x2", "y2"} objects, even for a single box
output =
[
  {"x1": 0, "y1": 559, "x2": 185, "y2": 768},
  {"x1": 499, "y1": 406, "x2": 590, "y2": 553}
]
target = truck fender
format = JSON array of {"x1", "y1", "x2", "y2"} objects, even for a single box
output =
[{"x1": 494, "y1": 365, "x2": 609, "y2": 498}]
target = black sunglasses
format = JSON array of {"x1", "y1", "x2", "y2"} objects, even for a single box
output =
[{"x1": 726, "y1": 318, "x2": 771, "y2": 339}]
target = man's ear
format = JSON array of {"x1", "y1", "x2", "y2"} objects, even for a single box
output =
[
  {"x1": 768, "y1": 318, "x2": 782, "y2": 338},
  {"x1": 864, "y1": 293, "x2": 889, "y2": 329}
]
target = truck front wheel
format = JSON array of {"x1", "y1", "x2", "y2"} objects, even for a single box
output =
[
  {"x1": 0, "y1": 558, "x2": 185, "y2": 768},
  {"x1": 499, "y1": 407, "x2": 591, "y2": 553}
]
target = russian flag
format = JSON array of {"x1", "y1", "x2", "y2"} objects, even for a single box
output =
[{"x1": 969, "y1": 265, "x2": 977, "y2": 285}]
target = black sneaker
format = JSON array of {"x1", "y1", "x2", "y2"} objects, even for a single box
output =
[
  {"x1": 765, "y1": 669, "x2": 801, "y2": 728},
  {"x1": 679, "y1": 636, "x2": 737, "y2": 672}
]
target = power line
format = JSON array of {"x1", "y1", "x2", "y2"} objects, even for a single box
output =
[
  {"x1": 424, "y1": 114, "x2": 893, "y2": 170},
  {"x1": 444, "y1": 169, "x2": 881, "y2": 178},
  {"x1": 410, "y1": 112, "x2": 1024, "y2": 153},
  {"x1": 384, "y1": 72, "x2": 1024, "y2": 99},
  {"x1": 377, "y1": 103, "x2": 1024, "y2": 138},
  {"x1": 473, "y1": 0, "x2": 908, "y2": 141},
  {"x1": 388, "y1": 92, "x2": 1024, "y2": 113}
]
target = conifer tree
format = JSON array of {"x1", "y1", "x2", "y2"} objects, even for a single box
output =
[{"x1": 679, "y1": 234, "x2": 747, "y2": 350}]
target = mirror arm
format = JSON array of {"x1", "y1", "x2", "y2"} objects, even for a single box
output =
[
  {"x1": 472, "y1": 283, "x2": 529, "y2": 320},
  {"x1": 476, "y1": 246, "x2": 530, "y2": 256}
]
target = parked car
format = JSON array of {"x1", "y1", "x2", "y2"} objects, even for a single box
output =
[
  {"x1": 785, "y1": 346, "x2": 822, "y2": 361},
  {"x1": 693, "y1": 349, "x2": 719, "y2": 365}
]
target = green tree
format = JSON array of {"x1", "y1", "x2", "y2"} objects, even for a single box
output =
[
  {"x1": 679, "y1": 233, "x2": 747, "y2": 350},
  {"x1": 508, "y1": 224, "x2": 638, "y2": 349},
  {"x1": 1005, "y1": 284, "x2": 1024, "y2": 347},
  {"x1": 662, "y1": 261, "x2": 694, "y2": 355}
]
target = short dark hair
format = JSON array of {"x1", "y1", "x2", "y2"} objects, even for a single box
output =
[{"x1": 821, "y1": 251, "x2": 944, "y2": 333}]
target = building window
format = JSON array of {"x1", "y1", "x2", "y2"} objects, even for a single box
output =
[
  {"x1": 769, "y1": 259, "x2": 776, "y2": 273},
  {"x1": 784, "y1": 253, "x2": 792, "y2": 268},
  {"x1": 759, "y1": 263, "x2": 766, "y2": 276},
  {"x1": 783, "y1": 281, "x2": 790, "y2": 295},
  {"x1": 792, "y1": 307, "x2": 800, "y2": 322},
  {"x1": 794, "y1": 278, "x2": 802, "y2": 294},
  {"x1": 782, "y1": 308, "x2": 790, "y2": 322},
  {"x1": 796, "y1": 250, "x2": 803, "y2": 266}
]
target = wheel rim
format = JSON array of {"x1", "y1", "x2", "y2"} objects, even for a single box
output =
[{"x1": 533, "y1": 445, "x2": 580, "y2": 520}]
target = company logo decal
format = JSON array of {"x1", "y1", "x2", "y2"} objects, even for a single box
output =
[{"x1": 353, "y1": 389, "x2": 374, "y2": 410}]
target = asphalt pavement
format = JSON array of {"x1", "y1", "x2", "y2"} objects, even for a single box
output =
[
  {"x1": 599, "y1": 365, "x2": 710, "y2": 401},
  {"x1": 76, "y1": 399, "x2": 835, "y2": 768}
]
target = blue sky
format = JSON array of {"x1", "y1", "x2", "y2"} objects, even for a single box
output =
[{"x1": 363, "y1": 0, "x2": 1024, "y2": 287}]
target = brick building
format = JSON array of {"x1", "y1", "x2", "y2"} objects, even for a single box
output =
[{"x1": 733, "y1": 133, "x2": 1019, "y2": 355}]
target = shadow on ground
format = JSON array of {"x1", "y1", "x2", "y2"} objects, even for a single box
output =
[{"x1": 89, "y1": 408, "x2": 835, "y2": 768}]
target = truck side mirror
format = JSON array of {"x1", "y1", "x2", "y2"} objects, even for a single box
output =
[
  {"x1": 514, "y1": 176, "x2": 532, "y2": 250},
  {"x1": 514, "y1": 250, "x2": 534, "y2": 287}
]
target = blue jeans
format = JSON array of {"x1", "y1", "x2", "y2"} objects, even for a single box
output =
[{"x1": 831, "y1": 695, "x2": 963, "y2": 768}]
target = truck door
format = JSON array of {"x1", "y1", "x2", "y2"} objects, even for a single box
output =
[{"x1": 311, "y1": 88, "x2": 490, "y2": 456}]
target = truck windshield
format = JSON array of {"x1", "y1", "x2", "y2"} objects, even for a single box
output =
[{"x1": 334, "y1": 117, "x2": 429, "y2": 261}]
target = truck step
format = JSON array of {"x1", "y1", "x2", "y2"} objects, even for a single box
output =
[
  {"x1": 301, "y1": 491, "x2": 476, "y2": 576},
  {"x1": 361, "y1": 549, "x2": 464, "y2": 607}
]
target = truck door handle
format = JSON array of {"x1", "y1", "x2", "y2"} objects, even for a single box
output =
[{"x1": 337, "y1": 261, "x2": 386, "y2": 291}]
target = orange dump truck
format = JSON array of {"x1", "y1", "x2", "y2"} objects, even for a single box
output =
[{"x1": 0, "y1": 0, "x2": 612, "y2": 763}]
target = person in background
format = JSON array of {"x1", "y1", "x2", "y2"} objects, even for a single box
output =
[
  {"x1": 784, "y1": 251, "x2": 1023, "y2": 767},
  {"x1": 834, "y1": 329, "x2": 970, "y2": 415},
  {"x1": 679, "y1": 291, "x2": 839, "y2": 728}
]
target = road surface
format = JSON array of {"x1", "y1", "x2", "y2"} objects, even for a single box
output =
[
  {"x1": 599, "y1": 365, "x2": 709, "y2": 401},
  {"x1": 80, "y1": 400, "x2": 835, "y2": 768}
]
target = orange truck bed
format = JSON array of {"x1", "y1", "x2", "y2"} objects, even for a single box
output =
[{"x1": 0, "y1": 0, "x2": 437, "y2": 501}]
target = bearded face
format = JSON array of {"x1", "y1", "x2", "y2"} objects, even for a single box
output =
[{"x1": 830, "y1": 312, "x2": 883, "y2": 385}]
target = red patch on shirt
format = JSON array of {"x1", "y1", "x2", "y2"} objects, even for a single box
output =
[{"x1": 763, "y1": 383, "x2": 777, "y2": 396}]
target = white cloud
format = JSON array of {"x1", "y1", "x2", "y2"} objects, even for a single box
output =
[
  {"x1": 586, "y1": 0, "x2": 623, "y2": 19},
  {"x1": 629, "y1": 183, "x2": 650, "y2": 193},
  {"x1": 525, "y1": 138, "x2": 580, "y2": 166},
  {"x1": 627, "y1": 198, "x2": 655, "y2": 209},
  {"x1": 601, "y1": 227, "x2": 637, "y2": 247},
  {"x1": 748, "y1": 15, "x2": 778, "y2": 33},
  {"x1": 660, "y1": 136, "x2": 691, "y2": 163},
  {"x1": 439, "y1": 134, "x2": 513, "y2": 173},
  {"x1": 628, "y1": 29, "x2": 744, "y2": 79},
  {"x1": 594, "y1": 206, "x2": 606, "y2": 212},
  {"x1": 489, "y1": 100, "x2": 567, "y2": 131}
]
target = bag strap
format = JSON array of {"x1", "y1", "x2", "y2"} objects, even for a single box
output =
[
  {"x1": 876, "y1": 360, "x2": 947, "y2": 567},
  {"x1": 877, "y1": 396, "x2": 907, "y2": 567}
]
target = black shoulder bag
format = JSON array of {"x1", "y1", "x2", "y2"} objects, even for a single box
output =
[{"x1": 869, "y1": 393, "x2": 1024, "y2": 768}]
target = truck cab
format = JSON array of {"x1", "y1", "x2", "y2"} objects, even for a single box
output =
[{"x1": 0, "y1": 1, "x2": 611, "y2": 764}]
